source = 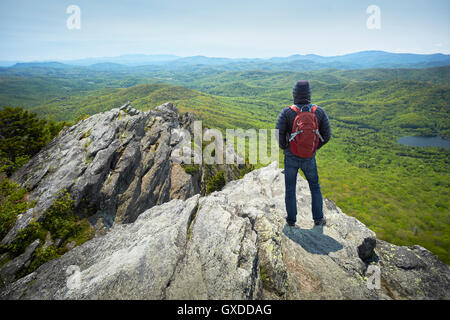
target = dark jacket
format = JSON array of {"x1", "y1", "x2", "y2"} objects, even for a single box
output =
[{"x1": 275, "y1": 104, "x2": 331, "y2": 157}]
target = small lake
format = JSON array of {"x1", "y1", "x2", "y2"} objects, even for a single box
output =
[{"x1": 398, "y1": 136, "x2": 450, "y2": 150}]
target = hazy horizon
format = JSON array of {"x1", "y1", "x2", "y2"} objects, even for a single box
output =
[
  {"x1": 1, "y1": 0, "x2": 449, "y2": 61},
  {"x1": 1, "y1": 50, "x2": 449, "y2": 65}
]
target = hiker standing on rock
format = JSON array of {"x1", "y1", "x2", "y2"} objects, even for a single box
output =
[{"x1": 276, "y1": 80, "x2": 331, "y2": 227}]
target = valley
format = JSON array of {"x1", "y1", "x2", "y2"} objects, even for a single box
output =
[{"x1": 0, "y1": 58, "x2": 449, "y2": 264}]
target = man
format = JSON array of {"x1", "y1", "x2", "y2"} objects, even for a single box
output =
[{"x1": 276, "y1": 80, "x2": 331, "y2": 227}]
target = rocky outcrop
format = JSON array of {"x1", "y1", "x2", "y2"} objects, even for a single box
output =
[
  {"x1": 375, "y1": 240, "x2": 450, "y2": 299},
  {"x1": 0, "y1": 102, "x2": 247, "y2": 286},
  {"x1": 1, "y1": 162, "x2": 448, "y2": 300},
  {"x1": 3, "y1": 102, "x2": 244, "y2": 245},
  {"x1": 0, "y1": 240, "x2": 40, "y2": 285}
]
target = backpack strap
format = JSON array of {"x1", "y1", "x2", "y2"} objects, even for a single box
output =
[
  {"x1": 291, "y1": 104, "x2": 317, "y2": 114},
  {"x1": 289, "y1": 105, "x2": 301, "y2": 115}
]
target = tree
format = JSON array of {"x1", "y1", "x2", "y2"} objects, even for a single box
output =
[{"x1": 0, "y1": 107, "x2": 60, "y2": 175}]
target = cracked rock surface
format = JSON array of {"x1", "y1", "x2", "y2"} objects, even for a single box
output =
[
  {"x1": 1, "y1": 162, "x2": 448, "y2": 300},
  {"x1": 3, "y1": 102, "x2": 243, "y2": 243},
  {"x1": 0, "y1": 102, "x2": 245, "y2": 286}
]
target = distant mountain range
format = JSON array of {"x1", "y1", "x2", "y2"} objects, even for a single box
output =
[{"x1": 2, "y1": 51, "x2": 450, "y2": 71}]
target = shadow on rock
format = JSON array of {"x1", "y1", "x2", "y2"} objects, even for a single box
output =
[{"x1": 282, "y1": 224, "x2": 344, "y2": 255}]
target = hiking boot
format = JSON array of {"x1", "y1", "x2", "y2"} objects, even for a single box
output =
[
  {"x1": 314, "y1": 216, "x2": 327, "y2": 226},
  {"x1": 286, "y1": 221, "x2": 296, "y2": 227}
]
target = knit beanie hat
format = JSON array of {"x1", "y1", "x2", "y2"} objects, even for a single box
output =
[{"x1": 293, "y1": 80, "x2": 311, "y2": 105}]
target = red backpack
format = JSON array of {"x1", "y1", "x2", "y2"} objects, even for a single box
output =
[{"x1": 289, "y1": 105, "x2": 324, "y2": 159}]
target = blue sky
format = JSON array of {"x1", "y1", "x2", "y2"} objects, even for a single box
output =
[{"x1": 0, "y1": 0, "x2": 449, "y2": 61}]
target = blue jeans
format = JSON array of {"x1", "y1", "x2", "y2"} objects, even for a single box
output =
[{"x1": 284, "y1": 154, "x2": 323, "y2": 224}]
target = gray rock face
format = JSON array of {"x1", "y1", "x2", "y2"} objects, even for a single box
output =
[
  {"x1": 0, "y1": 102, "x2": 245, "y2": 286},
  {"x1": 1, "y1": 162, "x2": 448, "y2": 300},
  {"x1": 375, "y1": 240, "x2": 450, "y2": 299},
  {"x1": 0, "y1": 240, "x2": 40, "y2": 285},
  {"x1": 6, "y1": 102, "x2": 243, "y2": 235},
  {"x1": 1, "y1": 208, "x2": 34, "y2": 246}
]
